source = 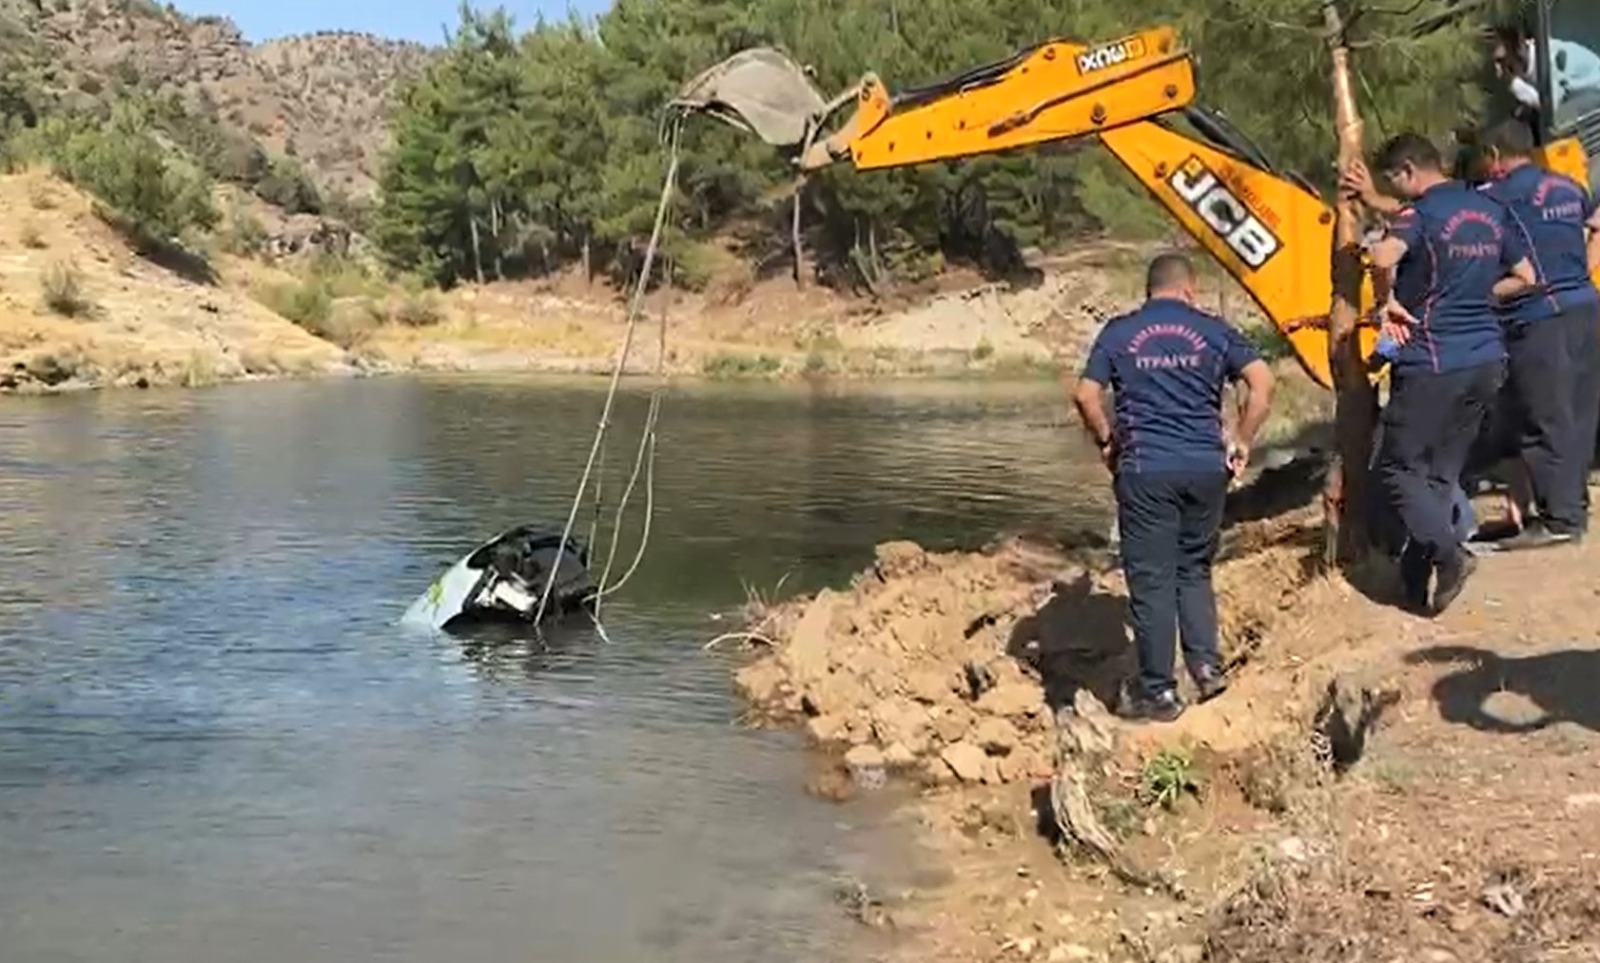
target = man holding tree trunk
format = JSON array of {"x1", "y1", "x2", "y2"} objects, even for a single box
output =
[{"x1": 1340, "y1": 133, "x2": 1538, "y2": 614}]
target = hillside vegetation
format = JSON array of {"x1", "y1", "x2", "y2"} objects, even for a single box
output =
[
  {"x1": 374, "y1": 0, "x2": 1512, "y2": 293},
  {"x1": 0, "y1": 0, "x2": 1518, "y2": 395},
  {"x1": 16, "y1": 0, "x2": 429, "y2": 200}
]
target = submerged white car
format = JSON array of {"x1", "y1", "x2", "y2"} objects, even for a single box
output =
[{"x1": 402, "y1": 525, "x2": 596, "y2": 633}]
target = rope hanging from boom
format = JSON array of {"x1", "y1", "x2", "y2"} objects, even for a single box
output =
[{"x1": 532, "y1": 115, "x2": 684, "y2": 628}]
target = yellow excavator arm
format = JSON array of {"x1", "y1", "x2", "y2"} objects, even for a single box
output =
[
  {"x1": 671, "y1": 26, "x2": 1596, "y2": 389},
  {"x1": 799, "y1": 29, "x2": 1197, "y2": 171}
]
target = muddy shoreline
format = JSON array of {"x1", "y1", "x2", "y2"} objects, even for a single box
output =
[
  {"x1": 0, "y1": 353, "x2": 1063, "y2": 397},
  {"x1": 720, "y1": 468, "x2": 1600, "y2": 962}
]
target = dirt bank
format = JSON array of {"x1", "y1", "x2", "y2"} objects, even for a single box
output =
[
  {"x1": 725, "y1": 480, "x2": 1600, "y2": 962},
  {"x1": 0, "y1": 170, "x2": 354, "y2": 393},
  {"x1": 2, "y1": 169, "x2": 1300, "y2": 397}
]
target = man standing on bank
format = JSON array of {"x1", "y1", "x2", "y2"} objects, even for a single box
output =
[
  {"x1": 1343, "y1": 133, "x2": 1537, "y2": 613},
  {"x1": 1072, "y1": 253, "x2": 1275, "y2": 723}
]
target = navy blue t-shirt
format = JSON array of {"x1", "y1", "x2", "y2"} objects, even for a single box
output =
[
  {"x1": 1480, "y1": 164, "x2": 1599, "y2": 324},
  {"x1": 1387, "y1": 181, "x2": 1527, "y2": 373},
  {"x1": 1080, "y1": 298, "x2": 1260, "y2": 475}
]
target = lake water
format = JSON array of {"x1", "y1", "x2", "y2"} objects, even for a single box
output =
[{"x1": 0, "y1": 375, "x2": 1108, "y2": 963}]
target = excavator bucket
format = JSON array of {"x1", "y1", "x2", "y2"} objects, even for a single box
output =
[{"x1": 671, "y1": 47, "x2": 827, "y2": 149}]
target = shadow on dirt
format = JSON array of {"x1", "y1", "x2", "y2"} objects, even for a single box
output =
[
  {"x1": 1007, "y1": 571, "x2": 1133, "y2": 712},
  {"x1": 1406, "y1": 644, "x2": 1600, "y2": 734}
]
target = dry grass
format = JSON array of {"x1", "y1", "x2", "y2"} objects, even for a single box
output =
[
  {"x1": 0, "y1": 171, "x2": 346, "y2": 393},
  {"x1": 40, "y1": 260, "x2": 94, "y2": 318}
]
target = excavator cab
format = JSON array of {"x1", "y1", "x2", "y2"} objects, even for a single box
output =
[{"x1": 1515, "y1": 0, "x2": 1600, "y2": 191}]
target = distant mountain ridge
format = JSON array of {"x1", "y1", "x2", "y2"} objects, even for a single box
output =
[{"x1": 9, "y1": 0, "x2": 435, "y2": 198}]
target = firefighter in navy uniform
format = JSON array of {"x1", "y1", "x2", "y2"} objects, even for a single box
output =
[
  {"x1": 1345, "y1": 133, "x2": 1539, "y2": 614},
  {"x1": 1476, "y1": 118, "x2": 1600, "y2": 546},
  {"x1": 1071, "y1": 253, "x2": 1275, "y2": 723}
]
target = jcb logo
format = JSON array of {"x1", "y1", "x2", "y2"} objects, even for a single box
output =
[
  {"x1": 1167, "y1": 156, "x2": 1282, "y2": 270},
  {"x1": 1076, "y1": 36, "x2": 1147, "y2": 74}
]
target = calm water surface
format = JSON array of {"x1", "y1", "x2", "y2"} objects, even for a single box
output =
[{"x1": 0, "y1": 375, "x2": 1106, "y2": 963}]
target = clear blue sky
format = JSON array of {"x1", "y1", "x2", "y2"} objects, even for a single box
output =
[{"x1": 178, "y1": 0, "x2": 611, "y2": 44}]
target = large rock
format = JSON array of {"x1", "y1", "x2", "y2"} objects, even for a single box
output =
[
  {"x1": 781, "y1": 589, "x2": 841, "y2": 683},
  {"x1": 941, "y1": 741, "x2": 995, "y2": 784},
  {"x1": 975, "y1": 716, "x2": 1021, "y2": 754},
  {"x1": 804, "y1": 713, "x2": 848, "y2": 746},
  {"x1": 844, "y1": 744, "x2": 886, "y2": 771},
  {"x1": 907, "y1": 668, "x2": 957, "y2": 705},
  {"x1": 734, "y1": 659, "x2": 787, "y2": 706},
  {"x1": 977, "y1": 681, "x2": 1047, "y2": 719},
  {"x1": 870, "y1": 697, "x2": 931, "y2": 755},
  {"x1": 883, "y1": 742, "x2": 918, "y2": 769},
  {"x1": 930, "y1": 704, "x2": 976, "y2": 745},
  {"x1": 873, "y1": 541, "x2": 928, "y2": 581}
]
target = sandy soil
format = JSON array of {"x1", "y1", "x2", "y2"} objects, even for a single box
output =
[
  {"x1": 352, "y1": 244, "x2": 1170, "y2": 382},
  {"x1": 0, "y1": 169, "x2": 1284, "y2": 395},
  {"x1": 722, "y1": 468, "x2": 1600, "y2": 963},
  {"x1": 0, "y1": 170, "x2": 352, "y2": 393}
]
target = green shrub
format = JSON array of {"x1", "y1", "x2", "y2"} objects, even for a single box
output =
[
  {"x1": 394, "y1": 292, "x2": 443, "y2": 326},
  {"x1": 702, "y1": 352, "x2": 781, "y2": 379},
  {"x1": 671, "y1": 241, "x2": 718, "y2": 292},
  {"x1": 35, "y1": 102, "x2": 218, "y2": 245},
  {"x1": 219, "y1": 201, "x2": 267, "y2": 255},
  {"x1": 314, "y1": 255, "x2": 391, "y2": 300},
  {"x1": 260, "y1": 278, "x2": 332, "y2": 329},
  {"x1": 254, "y1": 156, "x2": 322, "y2": 215}
]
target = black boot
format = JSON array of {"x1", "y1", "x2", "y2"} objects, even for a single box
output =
[
  {"x1": 1431, "y1": 548, "x2": 1478, "y2": 616},
  {"x1": 1121, "y1": 687, "x2": 1186, "y2": 723},
  {"x1": 1497, "y1": 518, "x2": 1576, "y2": 551},
  {"x1": 1191, "y1": 663, "x2": 1229, "y2": 704}
]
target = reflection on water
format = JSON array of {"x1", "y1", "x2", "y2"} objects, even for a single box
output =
[{"x1": 0, "y1": 375, "x2": 1102, "y2": 963}]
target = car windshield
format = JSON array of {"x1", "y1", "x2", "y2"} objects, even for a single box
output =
[{"x1": 1547, "y1": 0, "x2": 1600, "y2": 130}]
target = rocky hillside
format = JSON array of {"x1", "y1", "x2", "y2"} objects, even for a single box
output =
[{"x1": 15, "y1": 0, "x2": 432, "y2": 198}]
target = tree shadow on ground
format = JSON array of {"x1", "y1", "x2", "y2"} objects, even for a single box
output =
[
  {"x1": 1007, "y1": 571, "x2": 1132, "y2": 713},
  {"x1": 1406, "y1": 645, "x2": 1600, "y2": 734}
]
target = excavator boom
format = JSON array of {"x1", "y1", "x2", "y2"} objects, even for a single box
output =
[
  {"x1": 674, "y1": 27, "x2": 1197, "y2": 166},
  {"x1": 817, "y1": 29, "x2": 1197, "y2": 171},
  {"x1": 672, "y1": 26, "x2": 1595, "y2": 390}
]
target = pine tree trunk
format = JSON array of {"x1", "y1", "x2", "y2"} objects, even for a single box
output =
[
  {"x1": 868, "y1": 221, "x2": 882, "y2": 283},
  {"x1": 582, "y1": 234, "x2": 592, "y2": 286},
  {"x1": 468, "y1": 216, "x2": 485, "y2": 286},
  {"x1": 1323, "y1": 1, "x2": 1380, "y2": 566},
  {"x1": 490, "y1": 199, "x2": 504, "y2": 281}
]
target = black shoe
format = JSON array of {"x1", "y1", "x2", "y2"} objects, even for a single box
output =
[
  {"x1": 1497, "y1": 519, "x2": 1576, "y2": 552},
  {"x1": 1192, "y1": 664, "x2": 1229, "y2": 704},
  {"x1": 1122, "y1": 688, "x2": 1186, "y2": 723},
  {"x1": 1431, "y1": 548, "x2": 1478, "y2": 616}
]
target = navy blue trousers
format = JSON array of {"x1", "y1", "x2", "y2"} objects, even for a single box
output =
[
  {"x1": 1377, "y1": 360, "x2": 1504, "y2": 562},
  {"x1": 1505, "y1": 307, "x2": 1598, "y2": 533},
  {"x1": 1114, "y1": 470, "x2": 1229, "y2": 698},
  {"x1": 1564, "y1": 305, "x2": 1600, "y2": 524}
]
